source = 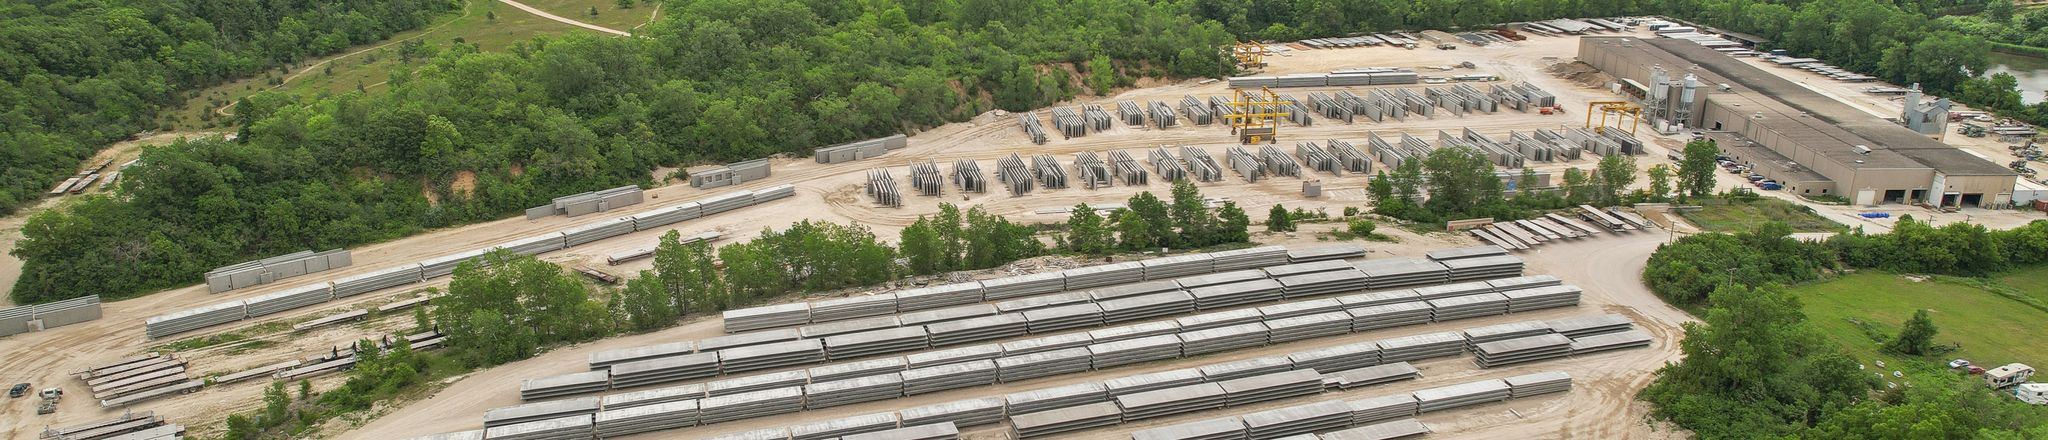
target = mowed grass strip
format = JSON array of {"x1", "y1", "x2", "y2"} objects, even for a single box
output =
[
  {"x1": 1793, "y1": 272, "x2": 2048, "y2": 370},
  {"x1": 1677, "y1": 198, "x2": 1840, "y2": 233}
]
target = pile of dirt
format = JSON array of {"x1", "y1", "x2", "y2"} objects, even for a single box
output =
[{"x1": 1544, "y1": 61, "x2": 1615, "y2": 88}]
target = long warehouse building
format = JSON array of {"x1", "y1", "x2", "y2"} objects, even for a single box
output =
[{"x1": 1577, "y1": 36, "x2": 2016, "y2": 208}]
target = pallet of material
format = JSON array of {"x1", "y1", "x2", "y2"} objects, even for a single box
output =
[
  {"x1": 1321, "y1": 418, "x2": 1429, "y2": 440},
  {"x1": 900, "y1": 397, "x2": 1007, "y2": 427},
  {"x1": 1325, "y1": 362, "x2": 1420, "y2": 389},
  {"x1": 1131, "y1": 416, "x2": 1247, "y2": 440}
]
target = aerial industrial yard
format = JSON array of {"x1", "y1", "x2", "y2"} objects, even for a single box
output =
[{"x1": 3, "y1": 13, "x2": 2042, "y2": 440}]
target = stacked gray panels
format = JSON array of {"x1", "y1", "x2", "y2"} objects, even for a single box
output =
[
  {"x1": 1265, "y1": 311, "x2": 1353, "y2": 343},
  {"x1": 1010, "y1": 402, "x2": 1122, "y2": 439},
  {"x1": 1256, "y1": 297, "x2": 1346, "y2": 321},
  {"x1": 609, "y1": 352, "x2": 721, "y2": 388},
  {"x1": 893, "y1": 283, "x2": 985, "y2": 311},
  {"x1": 1262, "y1": 260, "x2": 1357, "y2": 278},
  {"x1": 707, "y1": 371, "x2": 810, "y2": 397},
  {"x1": 1346, "y1": 302, "x2": 1432, "y2": 331},
  {"x1": 1326, "y1": 140, "x2": 1372, "y2": 174},
  {"x1": 981, "y1": 272, "x2": 1066, "y2": 300},
  {"x1": 1002, "y1": 332, "x2": 1095, "y2": 355},
  {"x1": 630, "y1": 202, "x2": 703, "y2": 231},
  {"x1": 1375, "y1": 331, "x2": 1467, "y2": 363},
  {"x1": 484, "y1": 397, "x2": 601, "y2": 428},
  {"x1": 1119, "y1": 101, "x2": 1147, "y2": 126},
  {"x1": 1148, "y1": 101, "x2": 1180, "y2": 129},
  {"x1": 697, "y1": 190, "x2": 754, "y2": 216},
  {"x1": 841, "y1": 422, "x2": 959, "y2": 440},
  {"x1": 1199, "y1": 356, "x2": 1295, "y2": 381},
  {"x1": 1176, "y1": 308, "x2": 1264, "y2": 332},
  {"x1": 1150, "y1": 148, "x2": 1189, "y2": 182},
  {"x1": 1485, "y1": 275, "x2": 1562, "y2": 292},
  {"x1": 1569, "y1": 330, "x2": 1653, "y2": 354},
  {"x1": 1424, "y1": 245, "x2": 1507, "y2": 261},
  {"x1": 483, "y1": 415, "x2": 592, "y2": 440},
  {"x1": 1188, "y1": 279, "x2": 1284, "y2": 310},
  {"x1": 331, "y1": 265, "x2": 423, "y2": 298},
  {"x1": 825, "y1": 327, "x2": 929, "y2": 360},
  {"x1": 1109, "y1": 150, "x2": 1150, "y2": 186},
  {"x1": 0, "y1": 305, "x2": 31, "y2": 337},
  {"x1": 600, "y1": 383, "x2": 707, "y2": 410},
  {"x1": 719, "y1": 339, "x2": 825, "y2": 373},
  {"x1": 1132, "y1": 416, "x2": 1247, "y2": 440},
  {"x1": 403, "y1": 430, "x2": 486, "y2": 440},
  {"x1": 997, "y1": 154, "x2": 1035, "y2": 195},
  {"x1": 1275, "y1": 269, "x2": 1368, "y2": 299},
  {"x1": 1023, "y1": 304, "x2": 1105, "y2": 334},
  {"x1": 1428, "y1": 293, "x2": 1509, "y2": 321},
  {"x1": 1105, "y1": 368, "x2": 1206, "y2": 396},
  {"x1": 900, "y1": 304, "x2": 997, "y2": 327},
  {"x1": 1090, "y1": 321, "x2": 1183, "y2": 344},
  {"x1": 144, "y1": 300, "x2": 246, "y2": 339},
  {"x1": 810, "y1": 294, "x2": 900, "y2": 323},
  {"x1": 1438, "y1": 255, "x2": 1524, "y2": 281},
  {"x1": 593, "y1": 400, "x2": 700, "y2": 437},
  {"x1": 1502, "y1": 285, "x2": 1583, "y2": 312},
  {"x1": 1116, "y1": 382, "x2": 1227, "y2": 420},
  {"x1": 1322, "y1": 418, "x2": 1428, "y2": 440},
  {"x1": 1089, "y1": 279, "x2": 1183, "y2": 301},
  {"x1": 498, "y1": 234, "x2": 565, "y2": 256},
  {"x1": 997, "y1": 348, "x2": 1095, "y2": 382},
  {"x1": 901, "y1": 397, "x2": 1007, "y2": 428},
  {"x1": 1181, "y1": 146, "x2": 1224, "y2": 182},
  {"x1": 901, "y1": 360, "x2": 998, "y2": 394},
  {"x1": 1020, "y1": 112, "x2": 1049, "y2": 144},
  {"x1": 1336, "y1": 289, "x2": 1420, "y2": 309},
  {"x1": 1099, "y1": 291, "x2": 1196, "y2": 324},
  {"x1": 1178, "y1": 323, "x2": 1269, "y2": 356},
  {"x1": 805, "y1": 374, "x2": 904, "y2": 409},
  {"x1": 926, "y1": 314, "x2": 1027, "y2": 346},
  {"x1": 1208, "y1": 246, "x2": 1289, "y2": 271},
  {"x1": 1473, "y1": 333, "x2": 1573, "y2": 368},
  {"x1": 1353, "y1": 259, "x2": 1448, "y2": 289},
  {"x1": 802, "y1": 316, "x2": 903, "y2": 339},
  {"x1": 723, "y1": 303, "x2": 812, "y2": 333},
  {"x1": 1181, "y1": 96, "x2": 1215, "y2": 125},
  {"x1": 952, "y1": 160, "x2": 986, "y2": 193},
  {"x1": 562, "y1": 217, "x2": 635, "y2": 248},
  {"x1": 1216, "y1": 370, "x2": 1323, "y2": 406},
  {"x1": 810, "y1": 357, "x2": 908, "y2": 383},
  {"x1": 242, "y1": 285, "x2": 334, "y2": 318},
  {"x1": 1143, "y1": 254, "x2": 1216, "y2": 280},
  {"x1": 1412, "y1": 379, "x2": 1510, "y2": 413},
  {"x1": 699, "y1": 328, "x2": 802, "y2": 353},
  {"x1": 995, "y1": 292, "x2": 1091, "y2": 314},
  {"x1": 1088, "y1": 334, "x2": 1184, "y2": 368},
  {"x1": 1176, "y1": 270, "x2": 1268, "y2": 290},
  {"x1": 1544, "y1": 314, "x2": 1633, "y2": 338},
  {"x1": 1461, "y1": 321, "x2": 1554, "y2": 347},
  {"x1": 1063, "y1": 262, "x2": 1146, "y2": 289},
  {"x1": 1242, "y1": 400, "x2": 1353, "y2": 438},
  {"x1": 1325, "y1": 362, "x2": 1420, "y2": 389},
  {"x1": 1504, "y1": 371, "x2": 1572, "y2": 398},
  {"x1": 1287, "y1": 342, "x2": 1381, "y2": 373},
  {"x1": 706, "y1": 428, "x2": 790, "y2": 440},
  {"x1": 521, "y1": 371, "x2": 610, "y2": 400},
  {"x1": 1008, "y1": 382, "x2": 1109, "y2": 414},
  {"x1": 1411, "y1": 281, "x2": 1494, "y2": 301},
  {"x1": 906, "y1": 344, "x2": 1002, "y2": 368},
  {"x1": 1346, "y1": 395, "x2": 1420, "y2": 425},
  {"x1": 699, "y1": 387, "x2": 804, "y2": 425}
]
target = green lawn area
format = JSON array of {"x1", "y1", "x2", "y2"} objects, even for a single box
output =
[
  {"x1": 523, "y1": 0, "x2": 662, "y2": 32},
  {"x1": 1794, "y1": 272, "x2": 2048, "y2": 371},
  {"x1": 1676, "y1": 197, "x2": 1841, "y2": 233},
  {"x1": 1993, "y1": 265, "x2": 2048, "y2": 307}
]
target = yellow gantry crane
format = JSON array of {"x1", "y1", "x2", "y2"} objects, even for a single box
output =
[
  {"x1": 1232, "y1": 42, "x2": 1266, "y2": 69},
  {"x1": 1225, "y1": 87, "x2": 1286, "y2": 145},
  {"x1": 1586, "y1": 101, "x2": 1643, "y2": 136}
]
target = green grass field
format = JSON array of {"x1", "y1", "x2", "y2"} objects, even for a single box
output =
[
  {"x1": 1793, "y1": 271, "x2": 2048, "y2": 371},
  {"x1": 1993, "y1": 266, "x2": 2048, "y2": 306},
  {"x1": 1677, "y1": 197, "x2": 1841, "y2": 233},
  {"x1": 524, "y1": 0, "x2": 661, "y2": 32}
]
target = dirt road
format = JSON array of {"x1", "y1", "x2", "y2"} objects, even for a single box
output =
[{"x1": 496, "y1": 0, "x2": 630, "y2": 36}]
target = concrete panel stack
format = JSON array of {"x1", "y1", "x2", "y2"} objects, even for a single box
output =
[
  {"x1": 607, "y1": 352, "x2": 720, "y2": 388},
  {"x1": 801, "y1": 316, "x2": 900, "y2": 339},
  {"x1": 593, "y1": 400, "x2": 700, "y2": 438},
  {"x1": 1374, "y1": 331, "x2": 1468, "y2": 363},
  {"x1": 1105, "y1": 368, "x2": 1206, "y2": 396},
  {"x1": 205, "y1": 249, "x2": 353, "y2": 293},
  {"x1": 699, "y1": 387, "x2": 805, "y2": 425},
  {"x1": 1189, "y1": 279, "x2": 1284, "y2": 310},
  {"x1": 1216, "y1": 370, "x2": 1324, "y2": 406},
  {"x1": 1286, "y1": 245, "x2": 1365, "y2": 263},
  {"x1": 1051, "y1": 107, "x2": 1088, "y2": 139},
  {"x1": 696, "y1": 191, "x2": 754, "y2": 217},
  {"x1": 1273, "y1": 270, "x2": 1368, "y2": 299},
  {"x1": 1181, "y1": 96, "x2": 1215, "y2": 125},
  {"x1": 811, "y1": 295, "x2": 900, "y2": 323},
  {"x1": 1210, "y1": 246, "x2": 1289, "y2": 271},
  {"x1": 723, "y1": 303, "x2": 811, "y2": 333},
  {"x1": 1307, "y1": 92, "x2": 1355, "y2": 123},
  {"x1": 483, "y1": 415, "x2": 592, "y2": 440},
  {"x1": 902, "y1": 398, "x2": 1007, "y2": 428},
  {"x1": 910, "y1": 161, "x2": 945, "y2": 196},
  {"x1": 900, "y1": 304, "x2": 997, "y2": 327},
  {"x1": 893, "y1": 282, "x2": 985, "y2": 312},
  {"x1": 1346, "y1": 301, "x2": 1433, "y2": 331},
  {"x1": 951, "y1": 160, "x2": 986, "y2": 193},
  {"x1": 1502, "y1": 285, "x2": 1583, "y2": 312},
  {"x1": 1116, "y1": 382, "x2": 1228, "y2": 421},
  {"x1": 1325, "y1": 362, "x2": 1420, "y2": 389},
  {"x1": 816, "y1": 135, "x2": 904, "y2": 164},
  {"x1": 1569, "y1": 330, "x2": 1653, "y2": 354},
  {"x1": 902, "y1": 360, "x2": 999, "y2": 395},
  {"x1": 996, "y1": 347, "x2": 1095, "y2": 382},
  {"x1": 1260, "y1": 145, "x2": 1301, "y2": 177},
  {"x1": 1352, "y1": 258, "x2": 1449, "y2": 289},
  {"x1": 1287, "y1": 342, "x2": 1381, "y2": 373},
  {"x1": 331, "y1": 265, "x2": 423, "y2": 298},
  {"x1": 1150, "y1": 148, "x2": 1188, "y2": 182},
  {"x1": 1545, "y1": 314, "x2": 1632, "y2": 338},
  {"x1": 520, "y1": 371, "x2": 610, "y2": 400},
  {"x1": 839, "y1": 422, "x2": 958, "y2": 440},
  {"x1": 144, "y1": 300, "x2": 246, "y2": 339},
  {"x1": 1225, "y1": 146, "x2": 1265, "y2": 182},
  {"x1": 239, "y1": 285, "x2": 334, "y2": 318},
  {"x1": 706, "y1": 428, "x2": 790, "y2": 440},
  {"x1": 1144, "y1": 254, "x2": 1216, "y2": 280},
  {"x1": 1021, "y1": 112, "x2": 1049, "y2": 144},
  {"x1": 719, "y1": 339, "x2": 826, "y2": 373},
  {"x1": 1411, "y1": 281, "x2": 1494, "y2": 301},
  {"x1": 1425, "y1": 245, "x2": 1505, "y2": 262},
  {"x1": 1178, "y1": 323, "x2": 1270, "y2": 356},
  {"x1": 1413, "y1": 379, "x2": 1511, "y2": 413},
  {"x1": 1242, "y1": 400, "x2": 1354, "y2": 438},
  {"x1": 1074, "y1": 152, "x2": 1113, "y2": 189},
  {"x1": 1438, "y1": 255, "x2": 1524, "y2": 281},
  {"x1": 1322, "y1": 419, "x2": 1428, "y2": 440},
  {"x1": 707, "y1": 371, "x2": 809, "y2": 397},
  {"x1": 1098, "y1": 291, "x2": 1196, "y2": 324},
  {"x1": 1148, "y1": 101, "x2": 1179, "y2": 128},
  {"x1": 1262, "y1": 260, "x2": 1355, "y2": 279},
  {"x1": 1031, "y1": 154, "x2": 1069, "y2": 189},
  {"x1": 1062, "y1": 263, "x2": 1144, "y2": 290},
  {"x1": 1010, "y1": 402, "x2": 1122, "y2": 439},
  {"x1": 1084, "y1": 105, "x2": 1114, "y2": 132},
  {"x1": 1265, "y1": 312, "x2": 1354, "y2": 343},
  {"x1": 1257, "y1": 298, "x2": 1347, "y2": 320},
  {"x1": 1023, "y1": 304, "x2": 1106, "y2": 334},
  {"x1": 1088, "y1": 279, "x2": 1182, "y2": 301},
  {"x1": 1171, "y1": 269, "x2": 1269, "y2": 292},
  {"x1": 1461, "y1": 321, "x2": 1553, "y2": 348},
  {"x1": 905, "y1": 344, "x2": 1002, "y2": 369},
  {"x1": 563, "y1": 217, "x2": 635, "y2": 247},
  {"x1": 824, "y1": 327, "x2": 929, "y2": 360},
  {"x1": 982, "y1": 272, "x2": 1066, "y2": 300},
  {"x1": 1199, "y1": 356, "x2": 1295, "y2": 381},
  {"x1": 0, "y1": 306, "x2": 31, "y2": 337},
  {"x1": 1297, "y1": 142, "x2": 1340, "y2": 175},
  {"x1": 996, "y1": 154, "x2": 1034, "y2": 195},
  {"x1": 1089, "y1": 321, "x2": 1183, "y2": 343},
  {"x1": 1175, "y1": 308, "x2": 1264, "y2": 331},
  {"x1": 1504, "y1": 371, "x2": 1572, "y2": 398},
  {"x1": 1088, "y1": 334, "x2": 1184, "y2": 368},
  {"x1": 926, "y1": 314, "x2": 1028, "y2": 346},
  {"x1": 1002, "y1": 332, "x2": 1095, "y2": 355},
  {"x1": 1474, "y1": 333, "x2": 1574, "y2": 368},
  {"x1": 808, "y1": 357, "x2": 908, "y2": 383},
  {"x1": 415, "y1": 249, "x2": 487, "y2": 280},
  {"x1": 1181, "y1": 146, "x2": 1225, "y2": 182},
  {"x1": 804, "y1": 374, "x2": 905, "y2": 409},
  {"x1": 498, "y1": 234, "x2": 566, "y2": 256},
  {"x1": 1486, "y1": 274, "x2": 1561, "y2": 291},
  {"x1": 1429, "y1": 293, "x2": 1511, "y2": 321},
  {"x1": 484, "y1": 398, "x2": 601, "y2": 428},
  {"x1": 1345, "y1": 394, "x2": 1422, "y2": 428},
  {"x1": 1119, "y1": 101, "x2": 1147, "y2": 126},
  {"x1": 1107, "y1": 150, "x2": 1150, "y2": 186},
  {"x1": 600, "y1": 383, "x2": 706, "y2": 410},
  {"x1": 699, "y1": 328, "x2": 802, "y2": 352},
  {"x1": 1131, "y1": 416, "x2": 1247, "y2": 440},
  {"x1": 867, "y1": 169, "x2": 903, "y2": 208}
]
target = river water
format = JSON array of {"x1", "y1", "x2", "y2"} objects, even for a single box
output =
[{"x1": 1985, "y1": 51, "x2": 2048, "y2": 104}]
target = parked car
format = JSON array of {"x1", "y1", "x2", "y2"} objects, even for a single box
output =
[
  {"x1": 1952, "y1": 359, "x2": 1974, "y2": 369},
  {"x1": 8, "y1": 383, "x2": 28, "y2": 398},
  {"x1": 1747, "y1": 174, "x2": 1766, "y2": 181},
  {"x1": 1759, "y1": 182, "x2": 1783, "y2": 190}
]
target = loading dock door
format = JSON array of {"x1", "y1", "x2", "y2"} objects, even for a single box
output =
[
  {"x1": 1941, "y1": 192, "x2": 1961, "y2": 208},
  {"x1": 1961, "y1": 194, "x2": 1983, "y2": 207}
]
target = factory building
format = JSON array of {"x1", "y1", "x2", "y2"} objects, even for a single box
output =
[{"x1": 1578, "y1": 37, "x2": 2016, "y2": 208}]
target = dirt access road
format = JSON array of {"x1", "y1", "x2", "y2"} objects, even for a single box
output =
[{"x1": 496, "y1": 0, "x2": 630, "y2": 36}]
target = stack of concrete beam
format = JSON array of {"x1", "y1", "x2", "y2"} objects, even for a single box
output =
[
  {"x1": 627, "y1": 202, "x2": 702, "y2": 232},
  {"x1": 706, "y1": 428, "x2": 790, "y2": 440},
  {"x1": 1176, "y1": 308, "x2": 1264, "y2": 331},
  {"x1": 520, "y1": 371, "x2": 611, "y2": 400},
  {"x1": 982, "y1": 273, "x2": 1067, "y2": 301},
  {"x1": 1353, "y1": 259, "x2": 1449, "y2": 289},
  {"x1": 825, "y1": 327, "x2": 929, "y2": 360},
  {"x1": 1428, "y1": 293, "x2": 1510, "y2": 321},
  {"x1": 1023, "y1": 304, "x2": 1106, "y2": 334},
  {"x1": 1031, "y1": 154, "x2": 1068, "y2": 189},
  {"x1": 1217, "y1": 370, "x2": 1324, "y2": 406},
  {"x1": 1132, "y1": 416, "x2": 1247, "y2": 440},
  {"x1": 1242, "y1": 400, "x2": 1354, "y2": 438},
  {"x1": 1189, "y1": 279, "x2": 1284, "y2": 309},
  {"x1": 995, "y1": 292, "x2": 1091, "y2": 314},
  {"x1": 1210, "y1": 246, "x2": 1289, "y2": 271},
  {"x1": 1087, "y1": 279, "x2": 1181, "y2": 301},
  {"x1": 902, "y1": 397, "x2": 1007, "y2": 428},
  {"x1": 802, "y1": 316, "x2": 902, "y2": 339},
  {"x1": 905, "y1": 344, "x2": 1002, "y2": 368},
  {"x1": 1064, "y1": 262, "x2": 1146, "y2": 290},
  {"x1": 1265, "y1": 312, "x2": 1353, "y2": 343},
  {"x1": 927, "y1": 314, "x2": 1028, "y2": 346},
  {"x1": 1181, "y1": 146, "x2": 1224, "y2": 182},
  {"x1": 483, "y1": 415, "x2": 592, "y2": 440},
  {"x1": 699, "y1": 328, "x2": 802, "y2": 353},
  {"x1": 1325, "y1": 362, "x2": 1420, "y2": 389},
  {"x1": 600, "y1": 383, "x2": 706, "y2": 410},
  {"x1": 1504, "y1": 371, "x2": 1572, "y2": 398},
  {"x1": 1051, "y1": 107, "x2": 1088, "y2": 138},
  {"x1": 1088, "y1": 335, "x2": 1185, "y2": 368},
  {"x1": 1083, "y1": 105, "x2": 1114, "y2": 131},
  {"x1": 593, "y1": 400, "x2": 700, "y2": 438},
  {"x1": 1438, "y1": 255, "x2": 1524, "y2": 281},
  {"x1": 1486, "y1": 274, "x2": 1561, "y2": 291},
  {"x1": 1569, "y1": 330, "x2": 1653, "y2": 354},
  {"x1": 811, "y1": 295, "x2": 900, "y2": 323},
  {"x1": 997, "y1": 348, "x2": 1096, "y2": 382},
  {"x1": 951, "y1": 160, "x2": 986, "y2": 193},
  {"x1": 1149, "y1": 148, "x2": 1189, "y2": 182},
  {"x1": 607, "y1": 352, "x2": 721, "y2": 388},
  {"x1": 330, "y1": 265, "x2": 423, "y2": 298},
  {"x1": 144, "y1": 300, "x2": 246, "y2": 339},
  {"x1": 1346, "y1": 394, "x2": 1421, "y2": 425},
  {"x1": 1473, "y1": 333, "x2": 1573, "y2": 368},
  {"x1": 901, "y1": 360, "x2": 999, "y2": 395},
  {"x1": 1375, "y1": 331, "x2": 1467, "y2": 363},
  {"x1": 1010, "y1": 402, "x2": 1123, "y2": 439},
  {"x1": 1098, "y1": 291, "x2": 1196, "y2": 324},
  {"x1": 867, "y1": 169, "x2": 903, "y2": 207},
  {"x1": 1274, "y1": 270, "x2": 1368, "y2": 298},
  {"x1": 700, "y1": 387, "x2": 806, "y2": 425},
  {"x1": 0, "y1": 305, "x2": 31, "y2": 337},
  {"x1": 706, "y1": 372, "x2": 806, "y2": 397},
  {"x1": 1285, "y1": 245, "x2": 1365, "y2": 264},
  {"x1": 894, "y1": 283, "x2": 985, "y2": 311},
  {"x1": 1074, "y1": 152, "x2": 1113, "y2": 189},
  {"x1": 562, "y1": 217, "x2": 635, "y2": 248},
  {"x1": 1347, "y1": 302, "x2": 1433, "y2": 331},
  {"x1": 1413, "y1": 379, "x2": 1511, "y2": 413},
  {"x1": 484, "y1": 397, "x2": 601, "y2": 428},
  {"x1": 1199, "y1": 357, "x2": 1295, "y2": 381},
  {"x1": 1146, "y1": 101, "x2": 1179, "y2": 129},
  {"x1": 1118, "y1": 101, "x2": 1147, "y2": 126},
  {"x1": 1424, "y1": 245, "x2": 1506, "y2": 261},
  {"x1": 1225, "y1": 147, "x2": 1265, "y2": 182},
  {"x1": 1545, "y1": 314, "x2": 1632, "y2": 338},
  {"x1": 697, "y1": 191, "x2": 754, "y2": 216},
  {"x1": 1323, "y1": 418, "x2": 1428, "y2": 440},
  {"x1": 910, "y1": 161, "x2": 945, "y2": 196},
  {"x1": 241, "y1": 285, "x2": 334, "y2": 318},
  {"x1": 1287, "y1": 342, "x2": 1382, "y2": 373},
  {"x1": 1180, "y1": 96, "x2": 1215, "y2": 125},
  {"x1": 807, "y1": 357, "x2": 908, "y2": 383},
  {"x1": 1091, "y1": 321, "x2": 1183, "y2": 343},
  {"x1": 1461, "y1": 321, "x2": 1553, "y2": 348},
  {"x1": 1260, "y1": 145, "x2": 1301, "y2": 176},
  {"x1": 1263, "y1": 260, "x2": 1356, "y2": 279},
  {"x1": 1502, "y1": 285, "x2": 1583, "y2": 312},
  {"x1": 1116, "y1": 382, "x2": 1228, "y2": 420},
  {"x1": 1021, "y1": 112, "x2": 1049, "y2": 144},
  {"x1": 841, "y1": 422, "x2": 958, "y2": 440},
  {"x1": 900, "y1": 304, "x2": 997, "y2": 328},
  {"x1": 1176, "y1": 270, "x2": 1266, "y2": 290},
  {"x1": 722, "y1": 303, "x2": 811, "y2": 333},
  {"x1": 719, "y1": 339, "x2": 825, "y2": 373},
  {"x1": 1008, "y1": 382, "x2": 1109, "y2": 414},
  {"x1": 204, "y1": 249, "x2": 353, "y2": 294},
  {"x1": 1108, "y1": 150, "x2": 1150, "y2": 186},
  {"x1": 1105, "y1": 368, "x2": 1207, "y2": 397},
  {"x1": 1411, "y1": 281, "x2": 1493, "y2": 301},
  {"x1": 1003, "y1": 332, "x2": 1095, "y2": 355},
  {"x1": 804, "y1": 374, "x2": 904, "y2": 409},
  {"x1": 1179, "y1": 323, "x2": 1270, "y2": 356}
]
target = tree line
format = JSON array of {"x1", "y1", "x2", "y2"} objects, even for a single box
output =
[
  {"x1": 1361, "y1": 146, "x2": 1646, "y2": 225},
  {"x1": 1057, "y1": 181, "x2": 1252, "y2": 255}
]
